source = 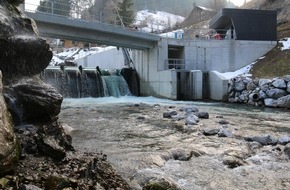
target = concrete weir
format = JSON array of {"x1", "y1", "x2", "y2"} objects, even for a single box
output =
[{"x1": 133, "y1": 8, "x2": 277, "y2": 101}]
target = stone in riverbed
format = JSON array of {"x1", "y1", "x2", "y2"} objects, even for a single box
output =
[
  {"x1": 185, "y1": 114, "x2": 199, "y2": 125},
  {"x1": 244, "y1": 135, "x2": 277, "y2": 146},
  {"x1": 278, "y1": 135, "x2": 290, "y2": 145},
  {"x1": 203, "y1": 128, "x2": 220, "y2": 136},
  {"x1": 218, "y1": 128, "x2": 233, "y2": 137},
  {"x1": 179, "y1": 106, "x2": 199, "y2": 113},
  {"x1": 195, "y1": 112, "x2": 209, "y2": 119},
  {"x1": 163, "y1": 110, "x2": 177, "y2": 118}
]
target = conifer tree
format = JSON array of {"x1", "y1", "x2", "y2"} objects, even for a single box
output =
[
  {"x1": 116, "y1": 0, "x2": 135, "y2": 27},
  {"x1": 37, "y1": 0, "x2": 71, "y2": 16}
]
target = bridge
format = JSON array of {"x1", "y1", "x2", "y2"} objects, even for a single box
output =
[{"x1": 25, "y1": 12, "x2": 161, "y2": 50}]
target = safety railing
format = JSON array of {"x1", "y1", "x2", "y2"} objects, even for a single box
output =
[
  {"x1": 23, "y1": 2, "x2": 236, "y2": 41},
  {"x1": 163, "y1": 59, "x2": 195, "y2": 71}
]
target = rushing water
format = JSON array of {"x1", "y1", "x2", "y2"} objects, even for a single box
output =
[
  {"x1": 59, "y1": 97, "x2": 290, "y2": 190},
  {"x1": 41, "y1": 67, "x2": 135, "y2": 98}
]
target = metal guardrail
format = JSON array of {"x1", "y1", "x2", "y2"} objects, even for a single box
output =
[{"x1": 23, "y1": 2, "x2": 236, "y2": 41}]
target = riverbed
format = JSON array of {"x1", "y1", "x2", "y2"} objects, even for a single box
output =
[{"x1": 59, "y1": 96, "x2": 290, "y2": 190}]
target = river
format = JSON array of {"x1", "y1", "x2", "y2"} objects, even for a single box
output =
[{"x1": 59, "y1": 96, "x2": 290, "y2": 190}]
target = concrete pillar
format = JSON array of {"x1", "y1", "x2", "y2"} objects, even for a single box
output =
[{"x1": 209, "y1": 71, "x2": 229, "y2": 101}]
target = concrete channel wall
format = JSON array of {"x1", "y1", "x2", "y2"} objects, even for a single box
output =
[{"x1": 133, "y1": 38, "x2": 276, "y2": 100}]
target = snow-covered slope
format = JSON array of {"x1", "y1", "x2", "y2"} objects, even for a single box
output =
[{"x1": 134, "y1": 10, "x2": 185, "y2": 33}]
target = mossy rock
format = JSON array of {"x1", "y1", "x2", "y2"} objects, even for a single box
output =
[{"x1": 143, "y1": 178, "x2": 180, "y2": 190}]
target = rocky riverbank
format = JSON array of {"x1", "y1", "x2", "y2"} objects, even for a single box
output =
[{"x1": 228, "y1": 75, "x2": 290, "y2": 108}]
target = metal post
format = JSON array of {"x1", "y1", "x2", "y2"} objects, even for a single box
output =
[{"x1": 48, "y1": 1, "x2": 54, "y2": 14}]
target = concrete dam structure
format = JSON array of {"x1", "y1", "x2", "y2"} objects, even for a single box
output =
[
  {"x1": 132, "y1": 8, "x2": 277, "y2": 101},
  {"x1": 28, "y1": 7, "x2": 277, "y2": 101}
]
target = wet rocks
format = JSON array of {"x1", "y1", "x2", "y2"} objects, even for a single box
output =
[
  {"x1": 0, "y1": 1, "x2": 52, "y2": 79},
  {"x1": 228, "y1": 76, "x2": 290, "y2": 108},
  {"x1": 0, "y1": 71, "x2": 19, "y2": 177},
  {"x1": 5, "y1": 78, "x2": 63, "y2": 124}
]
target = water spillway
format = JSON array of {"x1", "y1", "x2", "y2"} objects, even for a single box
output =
[{"x1": 41, "y1": 67, "x2": 140, "y2": 98}]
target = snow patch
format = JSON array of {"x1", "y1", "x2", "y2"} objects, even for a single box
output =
[
  {"x1": 280, "y1": 38, "x2": 290, "y2": 51},
  {"x1": 134, "y1": 10, "x2": 184, "y2": 33},
  {"x1": 215, "y1": 62, "x2": 256, "y2": 80}
]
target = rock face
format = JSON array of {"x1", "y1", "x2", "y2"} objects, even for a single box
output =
[
  {"x1": 0, "y1": 1, "x2": 52, "y2": 79},
  {"x1": 0, "y1": 71, "x2": 19, "y2": 176},
  {"x1": 0, "y1": 0, "x2": 65, "y2": 177},
  {"x1": 4, "y1": 78, "x2": 63, "y2": 125}
]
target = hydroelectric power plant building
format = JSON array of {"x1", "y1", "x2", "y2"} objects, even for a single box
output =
[
  {"x1": 132, "y1": 8, "x2": 277, "y2": 101},
  {"x1": 28, "y1": 8, "x2": 277, "y2": 100}
]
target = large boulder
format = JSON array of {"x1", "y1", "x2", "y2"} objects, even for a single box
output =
[
  {"x1": 4, "y1": 78, "x2": 63, "y2": 125},
  {"x1": 0, "y1": 0, "x2": 52, "y2": 80},
  {"x1": 0, "y1": 71, "x2": 19, "y2": 177}
]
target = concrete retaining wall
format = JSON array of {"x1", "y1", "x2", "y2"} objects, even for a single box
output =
[
  {"x1": 76, "y1": 47, "x2": 125, "y2": 69},
  {"x1": 133, "y1": 38, "x2": 276, "y2": 100}
]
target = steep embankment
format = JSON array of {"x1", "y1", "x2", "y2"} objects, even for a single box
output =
[{"x1": 244, "y1": 0, "x2": 290, "y2": 78}]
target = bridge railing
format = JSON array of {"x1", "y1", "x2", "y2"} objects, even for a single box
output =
[{"x1": 24, "y1": 2, "x2": 235, "y2": 41}]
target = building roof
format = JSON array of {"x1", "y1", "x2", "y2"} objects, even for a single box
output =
[{"x1": 209, "y1": 8, "x2": 277, "y2": 41}]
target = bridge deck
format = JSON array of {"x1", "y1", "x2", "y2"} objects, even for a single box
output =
[{"x1": 26, "y1": 12, "x2": 161, "y2": 50}]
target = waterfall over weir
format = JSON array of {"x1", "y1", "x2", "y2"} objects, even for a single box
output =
[{"x1": 41, "y1": 67, "x2": 139, "y2": 98}]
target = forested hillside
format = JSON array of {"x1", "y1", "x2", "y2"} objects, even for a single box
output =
[{"x1": 133, "y1": 0, "x2": 236, "y2": 17}]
